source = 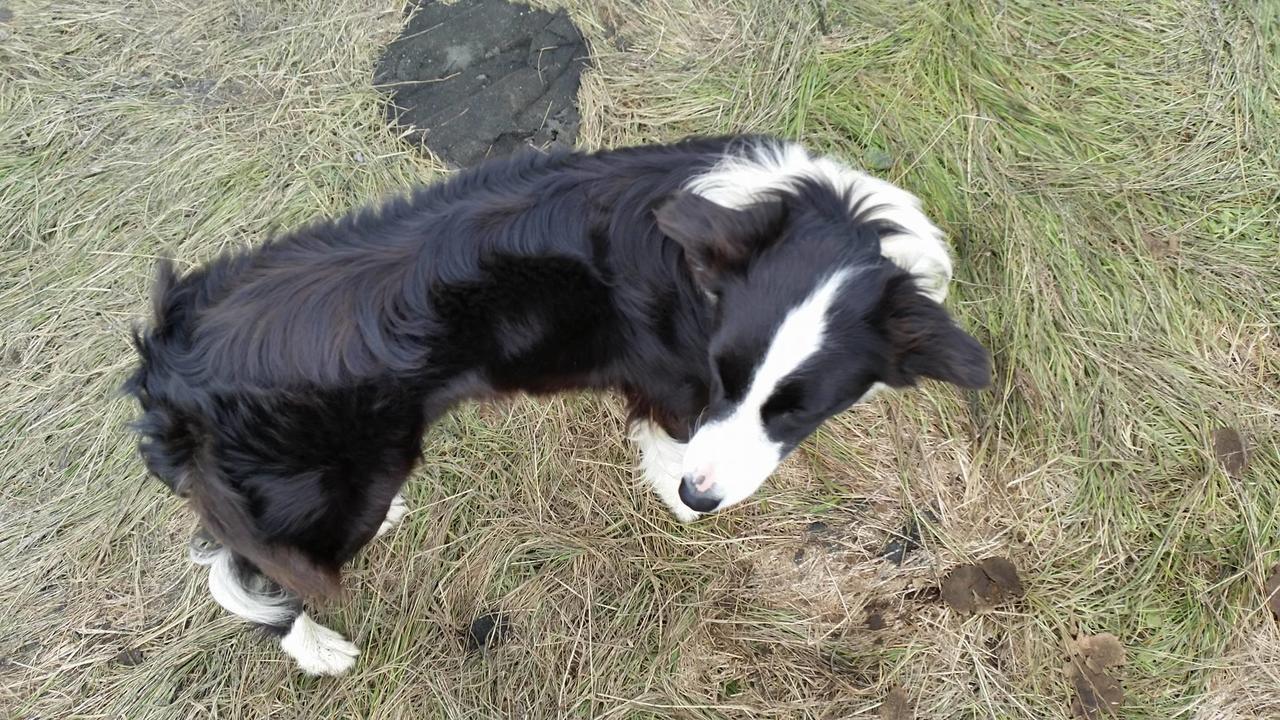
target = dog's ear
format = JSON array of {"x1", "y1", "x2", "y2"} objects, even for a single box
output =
[
  {"x1": 876, "y1": 272, "x2": 991, "y2": 389},
  {"x1": 655, "y1": 191, "x2": 786, "y2": 292}
]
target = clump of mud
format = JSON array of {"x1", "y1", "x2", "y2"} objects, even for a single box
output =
[{"x1": 375, "y1": 0, "x2": 588, "y2": 167}]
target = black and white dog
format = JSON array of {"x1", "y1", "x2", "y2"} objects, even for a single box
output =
[{"x1": 126, "y1": 136, "x2": 989, "y2": 675}]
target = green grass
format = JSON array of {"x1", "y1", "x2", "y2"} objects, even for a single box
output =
[{"x1": 2, "y1": 0, "x2": 1277, "y2": 718}]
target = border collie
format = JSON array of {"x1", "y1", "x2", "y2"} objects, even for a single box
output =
[{"x1": 125, "y1": 136, "x2": 990, "y2": 675}]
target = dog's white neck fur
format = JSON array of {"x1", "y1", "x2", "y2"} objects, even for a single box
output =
[{"x1": 685, "y1": 140, "x2": 952, "y2": 302}]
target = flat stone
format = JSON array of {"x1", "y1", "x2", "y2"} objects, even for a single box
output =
[
  {"x1": 375, "y1": 0, "x2": 588, "y2": 167},
  {"x1": 114, "y1": 648, "x2": 145, "y2": 667}
]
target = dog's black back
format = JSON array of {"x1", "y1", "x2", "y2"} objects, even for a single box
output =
[{"x1": 126, "y1": 138, "x2": 748, "y2": 595}]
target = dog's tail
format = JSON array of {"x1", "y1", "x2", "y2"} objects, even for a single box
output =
[{"x1": 125, "y1": 261, "x2": 341, "y2": 600}]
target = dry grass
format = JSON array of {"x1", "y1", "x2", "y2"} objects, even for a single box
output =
[{"x1": 2, "y1": 0, "x2": 1278, "y2": 718}]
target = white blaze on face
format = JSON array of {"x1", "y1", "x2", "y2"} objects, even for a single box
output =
[{"x1": 682, "y1": 270, "x2": 849, "y2": 510}]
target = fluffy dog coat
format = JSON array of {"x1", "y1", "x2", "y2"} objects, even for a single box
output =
[{"x1": 126, "y1": 136, "x2": 990, "y2": 674}]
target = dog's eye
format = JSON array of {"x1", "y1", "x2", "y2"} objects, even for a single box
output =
[
  {"x1": 714, "y1": 352, "x2": 751, "y2": 403},
  {"x1": 761, "y1": 381, "x2": 805, "y2": 422}
]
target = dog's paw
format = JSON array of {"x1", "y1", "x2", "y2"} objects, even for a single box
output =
[
  {"x1": 280, "y1": 613, "x2": 360, "y2": 676},
  {"x1": 374, "y1": 493, "x2": 409, "y2": 539},
  {"x1": 667, "y1": 503, "x2": 701, "y2": 524}
]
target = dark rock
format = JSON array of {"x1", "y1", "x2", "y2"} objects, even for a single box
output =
[
  {"x1": 375, "y1": 0, "x2": 589, "y2": 167},
  {"x1": 880, "y1": 509, "x2": 937, "y2": 565},
  {"x1": 114, "y1": 648, "x2": 144, "y2": 667},
  {"x1": 465, "y1": 612, "x2": 509, "y2": 652}
]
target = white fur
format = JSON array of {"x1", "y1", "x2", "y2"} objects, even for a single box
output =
[
  {"x1": 685, "y1": 140, "x2": 953, "y2": 302},
  {"x1": 375, "y1": 492, "x2": 408, "y2": 538},
  {"x1": 681, "y1": 270, "x2": 849, "y2": 510},
  {"x1": 280, "y1": 612, "x2": 360, "y2": 676},
  {"x1": 628, "y1": 419, "x2": 698, "y2": 523},
  {"x1": 205, "y1": 545, "x2": 359, "y2": 676},
  {"x1": 206, "y1": 548, "x2": 297, "y2": 627}
]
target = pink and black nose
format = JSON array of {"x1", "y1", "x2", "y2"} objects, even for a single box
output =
[{"x1": 679, "y1": 474, "x2": 722, "y2": 513}]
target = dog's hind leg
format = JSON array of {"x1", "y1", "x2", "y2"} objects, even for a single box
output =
[
  {"x1": 628, "y1": 419, "x2": 699, "y2": 523},
  {"x1": 171, "y1": 389, "x2": 424, "y2": 676}
]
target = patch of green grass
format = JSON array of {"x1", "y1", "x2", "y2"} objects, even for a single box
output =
[
  {"x1": 616, "y1": 5, "x2": 1280, "y2": 715},
  {"x1": 2, "y1": 0, "x2": 1277, "y2": 718},
  {"x1": 783, "y1": 2, "x2": 1279, "y2": 716}
]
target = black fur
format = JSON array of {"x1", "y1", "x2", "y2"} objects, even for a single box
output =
[{"x1": 125, "y1": 135, "x2": 989, "y2": 600}]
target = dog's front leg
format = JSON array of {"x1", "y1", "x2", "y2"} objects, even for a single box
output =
[
  {"x1": 374, "y1": 492, "x2": 410, "y2": 538},
  {"x1": 628, "y1": 419, "x2": 700, "y2": 523}
]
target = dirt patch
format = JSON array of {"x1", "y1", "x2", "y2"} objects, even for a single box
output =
[
  {"x1": 1212, "y1": 427, "x2": 1248, "y2": 478},
  {"x1": 1064, "y1": 633, "x2": 1126, "y2": 718},
  {"x1": 727, "y1": 428, "x2": 1011, "y2": 644},
  {"x1": 749, "y1": 513, "x2": 883, "y2": 620},
  {"x1": 742, "y1": 506, "x2": 952, "y2": 638},
  {"x1": 375, "y1": 0, "x2": 588, "y2": 166},
  {"x1": 880, "y1": 685, "x2": 914, "y2": 719},
  {"x1": 940, "y1": 557, "x2": 1025, "y2": 614},
  {"x1": 1264, "y1": 566, "x2": 1280, "y2": 620}
]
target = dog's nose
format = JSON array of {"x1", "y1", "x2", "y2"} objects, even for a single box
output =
[{"x1": 679, "y1": 474, "x2": 722, "y2": 513}]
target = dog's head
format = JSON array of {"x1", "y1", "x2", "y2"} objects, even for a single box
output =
[{"x1": 655, "y1": 143, "x2": 990, "y2": 514}]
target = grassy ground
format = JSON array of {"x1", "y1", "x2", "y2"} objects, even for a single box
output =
[{"x1": 1, "y1": 0, "x2": 1277, "y2": 717}]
